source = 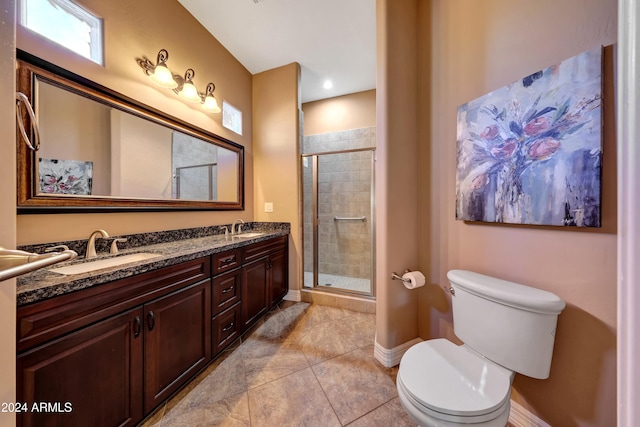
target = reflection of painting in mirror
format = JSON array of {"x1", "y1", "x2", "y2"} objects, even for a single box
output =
[
  {"x1": 39, "y1": 158, "x2": 93, "y2": 195},
  {"x1": 35, "y1": 77, "x2": 240, "y2": 202}
]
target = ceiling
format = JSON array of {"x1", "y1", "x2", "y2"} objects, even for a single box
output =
[{"x1": 177, "y1": 0, "x2": 376, "y2": 103}]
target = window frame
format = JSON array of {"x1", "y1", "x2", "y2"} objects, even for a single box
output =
[{"x1": 19, "y1": 0, "x2": 104, "y2": 65}]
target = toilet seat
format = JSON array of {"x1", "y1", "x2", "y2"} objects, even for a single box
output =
[{"x1": 397, "y1": 339, "x2": 513, "y2": 424}]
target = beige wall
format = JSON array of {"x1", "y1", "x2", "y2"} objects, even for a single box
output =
[
  {"x1": 376, "y1": 0, "x2": 421, "y2": 348},
  {"x1": 16, "y1": 0, "x2": 254, "y2": 244},
  {"x1": 0, "y1": 1, "x2": 16, "y2": 425},
  {"x1": 302, "y1": 90, "x2": 376, "y2": 135},
  {"x1": 252, "y1": 63, "x2": 302, "y2": 293},
  {"x1": 419, "y1": 1, "x2": 618, "y2": 425}
]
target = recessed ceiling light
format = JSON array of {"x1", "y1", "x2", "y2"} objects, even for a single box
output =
[{"x1": 323, "y1": 80, "x2": 333, "y2": 90}]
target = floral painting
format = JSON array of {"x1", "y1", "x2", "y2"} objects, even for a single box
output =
[
  {"x1": 39, "y1": 158, "x2": 93, "y2": 195},
  {"x1": 456, "y1": 47, "x2": 603, "y2": 227}
]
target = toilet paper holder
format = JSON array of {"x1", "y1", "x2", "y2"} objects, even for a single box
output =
[{"x1": 391, "y1": 269, "x2": 412, "y2": 283}]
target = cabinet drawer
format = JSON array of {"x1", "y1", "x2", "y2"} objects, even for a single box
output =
[
  {"x1": 212, "y1": 303, "x2": 240, "y2": 355},
  {"x1": 242, "y1": 235, "x2": 287, "y2": 263},
  {"x1": 212, "y1": 268, "x2": 242, "y2": 316},
  {"x1": 17, "y1": 257, "x2": 210, "y2": 352},
  {"x1": 212, "y1": 248, "x2": 242, "y2": 275}
]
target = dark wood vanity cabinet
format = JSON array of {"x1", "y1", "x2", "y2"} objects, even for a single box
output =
[
  {"x1": 17, "y1": 307, "x2": 144, "y2": 427},
  {"x1": 16, "y1": 235, "x2": 288, "y2": 426},
  {"x1": 241, "y1": 236, "x2": 289, "y2": 332},
  {"x1": 16, "y1": 258, "x2": 211, "y2": 427},
  {"x1": 241, "y1": 257, "x2": 270, "y2": 330},
  {"x1": 268, "y1": 247, "x2": 288, "y2": 307},
  {"x1": 142, "y1": 280, "x2": 211, "y2": 412}
]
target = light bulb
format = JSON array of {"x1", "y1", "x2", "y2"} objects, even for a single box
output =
[
  {"x1": 179, "y1": 81, "x2": 201, "y2": 102},
  {"x1": 149, "y1": 64, "x2": 177, "y2": 89},
  {"x1": 202, "y1": 94, "x2": 221, "y2": 113}
]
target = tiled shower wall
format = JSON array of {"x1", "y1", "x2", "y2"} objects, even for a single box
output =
[
  {"x1": 172, "y1": 132, "x2": 218, "y2": 200},
  {"x1": 302, "y1": 127, "x2": 376, "y2": 281}
]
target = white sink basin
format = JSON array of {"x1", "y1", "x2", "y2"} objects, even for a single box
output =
[
  {"x1": 50, "y1": 253, "x2": 161, "y2": 275},
  {"x1": 234, "y1": 232, "x2": 265, "y2": 238}
]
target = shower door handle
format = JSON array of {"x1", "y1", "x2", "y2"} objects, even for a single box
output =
[{"x1": 333, "y1": 216, "x2": 367, "y2": 222}]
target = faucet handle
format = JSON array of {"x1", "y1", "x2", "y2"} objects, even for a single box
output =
[{"x1": 110, "y1": 238, "x2": 127, "y2": 254}]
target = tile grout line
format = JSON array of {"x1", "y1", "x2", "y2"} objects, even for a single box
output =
[{"x1": 238, "y1": 335, "x2": 254, "y2": 427}]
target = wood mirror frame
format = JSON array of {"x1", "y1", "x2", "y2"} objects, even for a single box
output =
[{"x1": 16, "y1": 50, "x2": 244, "y2": 213}]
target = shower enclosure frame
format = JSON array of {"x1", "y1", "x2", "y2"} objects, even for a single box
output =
[{"x1": 302, "y1": 147, "x2": 376, "y2": 298}]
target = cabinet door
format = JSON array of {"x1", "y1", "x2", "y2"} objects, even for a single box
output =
[
  {"x1": 17, "y1": 308, "x2": 144, "y2": 427},
  {"x1": 241, "y1": 257, "x2": 269, "y2": 331},
  {"x1": 269, "y1": 249, "x2": 288, "y2": 307},
  {"x1": 143, "y1": 280, "x2": 211, "y2": 413}
]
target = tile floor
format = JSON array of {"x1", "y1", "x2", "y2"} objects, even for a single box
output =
[{"x1": 141, "y1": 301, "x2": 416, "y2": 427}]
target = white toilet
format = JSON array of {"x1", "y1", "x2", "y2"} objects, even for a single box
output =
[{"x1": 396, "y1": 269, "x2": 566, "y2": 427}]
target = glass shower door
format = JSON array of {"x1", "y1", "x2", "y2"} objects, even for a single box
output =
[{"x1": 302, "y1": 149, "x2": 374, "y2": 296}]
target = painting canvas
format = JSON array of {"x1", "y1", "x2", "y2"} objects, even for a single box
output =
[
  {"x1": 39, "y1": 158, "x2": 93, "y2": 195},
  {"x1": 456, "y1": 47, "x2": 603, "y2": 227}
]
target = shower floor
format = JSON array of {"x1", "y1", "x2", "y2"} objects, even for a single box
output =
[{"x1": 304, "y1": 271, "x2": 371, "y2": 293}]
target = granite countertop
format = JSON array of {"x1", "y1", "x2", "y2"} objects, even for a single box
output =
[{"x1": 16, "y1": 223, "x2": 289, "y2": 307}]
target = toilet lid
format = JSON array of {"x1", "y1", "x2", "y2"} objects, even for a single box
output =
[{"x1": 398, "y1": 339, "x2": 512, "y2": 418}]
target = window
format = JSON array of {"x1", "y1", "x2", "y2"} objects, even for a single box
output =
[
  {"x1": 222, "y1": 101, "x2": 243, "y2": 136},
  {"x1": 20, "y1": 0, "x2": 103, "y2": 65}
]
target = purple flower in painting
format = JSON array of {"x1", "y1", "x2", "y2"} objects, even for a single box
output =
[
  {"x1": 480, "y1": 125, "x2": 499, "y2": 140},
  {"x1": 524, "y1": 116, "x2": 552, "y2": 136},
  {"x1": 42, "y1": 185, "x2": 55, "y2": 193},
  {"x1": 528, "y1": 137, "x2": 560, "y2": 160},
  {"x1": 490, "y1": 138, "x2": 517, "y2": 159},
  {"x1": 44, "y1": 175, "x2": 57, "y2": 184},
  {"x1": 67, "y1": 175, "x2": 78, "y2": 182}
]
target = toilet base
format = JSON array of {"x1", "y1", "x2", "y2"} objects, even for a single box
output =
[{"x1": 397, "y1": 380, "x2": 511, "y2": 427}]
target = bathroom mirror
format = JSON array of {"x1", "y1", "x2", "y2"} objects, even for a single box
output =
[{"x1": 16, "y1": 50, "x2": 244, "y2": 213}]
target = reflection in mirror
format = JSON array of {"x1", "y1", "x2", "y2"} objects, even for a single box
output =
[
  {"x1": 36, "y1": 78, "x2": 239, "y2": 202},
  {"x1": 16, "y1": 50, "x2": 244, "y2": 212}
]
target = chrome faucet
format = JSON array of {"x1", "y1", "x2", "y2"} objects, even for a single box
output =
[
  {"x1": 231, "y1": 219, "x2": 245, "y2": 235},
  {"x1": 86, "y1": 229, "x2": 109, "y2": 259}
]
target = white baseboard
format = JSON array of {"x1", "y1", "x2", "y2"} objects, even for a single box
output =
[
  {"x1": 373, "y1": 335, "x2": 423, "y2": 368},
  {"x1": 284, "y1": 289, "x2": 301, "y2": 302},
  {"x1": 508, "y1": 400, "x2": 551, "y2": 427}
]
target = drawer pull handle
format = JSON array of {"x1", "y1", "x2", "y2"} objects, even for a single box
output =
[
  {"x1": 147, "y1": 311, "x2": 155, "y2": 331},
  {"x1": 220, "y1": 255, "x2": 236, "y2": 266},
  {"x1": 222, "y1": 286, "x2": 234, "y2": 294},
  {"x1": 134, "y1": 316, "x2": 141, "y2": 338},
  {"x1": 222, "y1": 322, "x2": 235, "y2": 332}
]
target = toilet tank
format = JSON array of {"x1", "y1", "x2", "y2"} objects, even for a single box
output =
[{"x1": 447, "y1": 270, "x2": 565, "y2": 379}]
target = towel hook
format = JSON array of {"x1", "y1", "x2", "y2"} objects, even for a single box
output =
[{"x1": 16, "y1": 92, "x2": 40, "y2": 151}]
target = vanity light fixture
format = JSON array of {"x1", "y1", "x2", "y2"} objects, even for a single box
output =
[
  {"x1": 146, "y1": 49, "x2": 178, "y2": 89},
  {"x1": 202, "y1": 83, "x2": 221, "y2": 113},
  {"x1": 137, "y1": 49, "x2": 221, "y2": 113},
  {"x1": 176, "y1": 69, "x2": 201, "y2": 102}
]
